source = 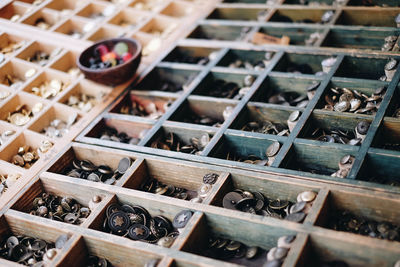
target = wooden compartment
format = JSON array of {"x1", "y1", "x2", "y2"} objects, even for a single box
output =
[
  {"x1": 107, "y1": 9, "x2": 149, "y2": 29},
  {"x1": 168, "y1": 96, "x2": 236, "y2": 127},
  {"x1": 334, "y1": 56, "x2": 389, "y2": 80},
  {"x1": 188, "y1": 24, "x2": 248, "y2": 41},
  {"x1": 16, "y1": 40, "x2": 62, "y2": 67},
  {"x1": 273, "y1": 52, "x2": 329, "y2": 74},
  {"x1": 0, "y1": 86, "x2": 12, "y2": 104},
  {"x1": 0, "y1": 121, "x2": 18, "y2": 149},
  {"x1": 49, "y1": 50, "x2": 81, "y2": 76},
  {"x1": 87, "y1": 24, "x2": 125, "y2": 42},
  {"x1": 129, "y1": 0, "x2": 166, "y2": 12},
  {"x1": 371, "y1": 119, "x2": 400, "y2": 152},
  {"x1": 21, "y1": 8, "x2": 60, "y2": 30},
  {"x1": 139, "y1": 16, "x2": 178, "y2": 39},
  {"x1": 0, "y1": 59, "x2": 38, "y2": 89},
  {"x1": 217, "y1": 49, "x2": 276, "y2": 70},
  {"x1": 298, "y1": 233, "x2": 400, "y2": 267},
  {"x1": 346, "y1": 0, "x2": 400, "y2": 7},
  {"x1": 161, "y1": 2, "x2": 194, "y2": 18},
  {"x1": 335, "y1": 9, "x2": 400, "y2": 27},
  {"x1": 0, "y1": 33, "x2": 28, "y2": 57},
  {"x1": 207, "y1": 7, "x2": 268, "y2": 21},
  {"x1": 162, "y1": 46, "x2": 218, "y2": 65},
  {"x1": 76, "y1": 2, "x2": 116, "y2": 20},
  {"x1": 44, "y1": 0, "x2": 85, "y2": 12},
  {"x1": 283, "y1": 0, "x2": 336, "y2": 4},
  {"x1": 0, "y1": 1, "x2": 29, "y2": 21},
  {"x1": 321, "y1": 28, "x2": 400, "y2": 50},
  {"x1": 53, "y1": 17, "x2": 93, "y2": 39},
  {"x1": 280, "y1": 139, "x2": 359, "y2": 177},
  {"x1": 181, "y1": 212, "x2": 298, "y2": 266},
  {"x1": 46, "y1": 143, "x2": 137, "y2": 186},
  {"x1": 269, "y1": 8, "x2": 332, "y2": 24},
  {"x1": 257, "y1": 26, "x2": 326, "y2": 46}
]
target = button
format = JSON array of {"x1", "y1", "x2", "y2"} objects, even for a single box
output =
[
  {"x1": 157, "y1": 236, "x2": 174, "y2": 248},
  {"x1": 203, "y1": 173, "x2": 219, "y2": 184},
  {"x1": 223, "y1": 192, "x2": 243, "y2": 210},
  {"x1": 266, "y1": 141, "x2": 281, "y2": 157},
  {"x1": 128, "y1": 224, "x2": 150, "y2": 240},
  {"x1": 173, "y1": 210, "x2": 192, "y2": 229},
  {"x1": 297, "y1": 191, "x2": 317, "y2": 202}
]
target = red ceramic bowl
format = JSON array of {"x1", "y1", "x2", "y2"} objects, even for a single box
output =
[{"x1": 77, "y1": 38, "x2": 141, "y2": 86}]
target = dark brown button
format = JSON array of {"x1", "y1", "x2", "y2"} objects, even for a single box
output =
[
  {"x1": 203, "y1": 173, "x2": 219, "y2": 184},
  {"x1": 128, "y1": 224, "x2": 150, "y2": 240},
  {"x1": 223, "y1": 192, "x2": 243, "y2": 210},
  {"x1": 108, "y1": 211, "x2": 130, "y2": 233}
]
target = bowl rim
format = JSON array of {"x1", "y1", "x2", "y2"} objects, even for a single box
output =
[{"x1": 77, "y1": 37, "x2": 142, "y2": 73}]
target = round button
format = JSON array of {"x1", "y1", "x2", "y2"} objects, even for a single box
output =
[{"x1": 128, "y1": 224, "x2": 150, "y2": 240}]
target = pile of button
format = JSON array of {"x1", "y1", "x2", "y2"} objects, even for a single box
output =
[
  {"x1": 6, "y1": 103, "x2": 43, "y2": 126},
  {"x1": 34, "y1": 18, "x2": 52, "y2": 30},
  {"x1": 263, "y1": 235, "x2": 296, "y2": 267},
  {"x1": 0, "y1": 40, "x2": 25, "y2": 55},
  {"x1": 323, "y1": 86, "x2": 386, "y2": 115},
  {"x1": 2, "y1": 68, "x2": 36, "y2": 89},
  {"x1": 207, "y1": 75, "x2": 255, "y2": 100},
  {"x1": 241, "y1": 121, "x2": 289, "y2": 136},
  {"x1": 41, "y1": 114, "x2": 77, "y2": 138},
  {"x1": 150, "y1": 132, "x2": 210, "y2": 154},
  {"x1": 26, "y1": 48, "x2": 62, "y2": 66},
  {"x1": 181, "y1": 110, "x2": 223, "y2": 127},
  {"x1": 30, "y1": 79, "x2": 69, "y2": 99},
  {"x1": 11, "y1": 141, "x2": 53, "y2": 169},
  {"x1": 29, "y1": 193, "x2": 91, "y2": 225},
  {"x1": 223, "y1": 190, "x2": 316, "y2": 223},
  {"x1": 225, "y1": 141, "x2": 281, "y2": 166},
  {"x1": 0, "y1": 173, "x2": 21, "y2": 195},
  {"x1": 88, "y1": 42, "x2": 133, "y2": 70},
  {"x1": 328, "y1": 210, "x2": 400, "y2": 241},
  {"x1": 331, "y1": 155, "x2": 355, "y2": 178},
  {"x1": 103, "y1": 202, "x2": 188, "y2": 247},
  {"x1": 309, "y1": 121, "x2": 370, "y2": 146},
  {"x1": 119, "y1": 99, "x2": 172, "y2": 119},
  {"x1": 62, "y1": 157, "x2": 132, "y2": 185},
  {"x1": 227, "y1": 52, "x2": 274, "y2": 71},
  {"x1": 141, "y1": 178, "x2": 193, "y2": 200},
  {"x1": 99, "y1": 126, "x2": 146, "y2": 146},
  {"x1": 0, "y1": 234, "x2": 68, "y2": 266},
  {"x1": 65, "y1": 93, "x2": 99, "y2": 113},
  {"x1": 170, "y1": 53, "x2": 211, "y2": 65}
]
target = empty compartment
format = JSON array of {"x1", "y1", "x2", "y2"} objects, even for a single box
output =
[
  {"x1": 45, "y1": 0, "x2": 85, "y2": 12},
  {"x1": 146, "y1": 125, "x2": 215, "y2": 155},
  {"x1": 188, "y1": 24, "x2": 249, "y2": 41},
  {"x1": 207, "y1": 7, "x2": 268, "y2": 21},
  {"x1": 140, "y1": 17, "x2": 178, "y2": 38},
  {"x1": 217, "y1": 49, "x2": 275, "y2": 71},
  {"x1": 257, "y1": 26, "x2": 325, "y2": 46},
  {"x1": 358, "y1": 150, "x2": 400, "y2": 187},
  {"x1": 230, "y1": 103, "x2": 298, "y2": 136},
  {"x1": 108, "y1": 9, "x2": 149, "y2": 29},
  {"x1": 181, "y1": 212, "x2": 297, "y2": 266},
  {"x1": 16, "y1": 41, "x2": 62, "y2": 67},
  {"x1": 299, "y1": 111, "x2": 373, "y2": 146},
  {"x1": 192, "y1": 71, "x2": 257, "y2": 99},
  {"x1": 334, "y1": 56, "x2": 388, "y2": 80},
  {"x1": 209, "y1": 132, "x2": 286, "y2": 167},
  {"x1": 169, "y1": 97, "x2": 236, "y2": 127},
  {"x1": 137, "y1": 67, "x2": 200, "y2": 93},
  {"x1": 315, "y1": 189, "x2": 400, "y2": 242},
  {"x1": 210, "y1": 171, "x2": 319, "y2": 222},
  {"x1": 347, "y1": 0, "x2": 400, "y2": 7},
  {"x1": 47, "y1": 144, "x2": 136, "y2": 186},
  {"x1": 162, "y1": 46, "x2": 218, "y2": 65},
  {"x1": 298, "y1": 233, "x2": 400, "y2": 267},
  {"x1": 273, "y1": 52, "x2": 330, "y2": 74},
  {"x1": 21, "y1": 9, "x2": 59, "y2": 30},
  {"x1": 28, "y1": 104, "x2": 80, "y2": 138},
  {"x1": 161, "y1": 2, "x2": 194, "y2": 17},
  {"x1": 372, "y1": 119, "x2": 400, "y2": 151},
  {"x1": 335, "y1": 9, "x2": 399, "y2": 27},
  {"x1": 84, "y1": 116, "x2": 153, "y2": 146},
  {"x1": 321, "y1": 28, "x2": 399, "y2": 50},
  {"x1": 49, "y1": 50, "x2": 81, "y2": 77},
  {"x1": 281, "y1": 140, "x2": 358, "y2": 177},
  {"x1": 53, "y1": 17, "x2": 92, "y2": 39},
  {"x1": 269, "y1": 8, "x2": 333, "y2": 24},
  {"x1": 23, "y1": 70, "x2": 72, "y2": 100},
  {"x1": 251, "y1": 75, "x2": 322, "y2": 108},
  {"x1": 122, "y1": 157, "x2": 225, "y2": 202},
  {"x1": 0, "y1": 60, "x2": 38, "y2": 89},
  {"x1": 87, "y1": 25, "x2": 124, "y2": 42},
  {"x1": 0, "y1": 1, "x2": 29, "y2": 21}
]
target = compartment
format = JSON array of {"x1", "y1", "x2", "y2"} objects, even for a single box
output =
[
  {"x1": 269, "y1": 8, "x2": 334, "y2": 24},
  {"x1": 315, "y1": 189, "x2": 400, "y2": 242},
  {"x1": 0, "y1": 93, "x2": 46, "y2": 126},
  {"x1": 59, "y1": 235, "x2": 162, "y2": 266},
  {"x1": 16, "y1": 41, "x2": 62, "y2": 67},
  {"x1": 109, "y1": 91, "x2": 177, "y2": 119},
  {"x1": 217, "y1": 49, "x2": 275, "y2": 71},
  {"x1": 372, "y1": 119, "x2": 400, "y2": 151},
  {"x1": 273, "y1": 52, "x2": 330, "y2": 74},
  {"x1": 45, "y1": 0, "x2": 85, "y2": 12},
  {"x1": 299, "y1": 233, "x2": 400, "y2": 267},
  {"x1": 0, "y1": 87, "x2": 12, "y2": 104},
  {"x1": 107, "y1": 9, "x2": 149, "y2": 29},
  {"x1": 136, "y1": 67, "x2": 200, "y2": 93},
  {"x1": 0, "y1": 163, "x2": 22, "y2": 195},
  {"x1": 207, "y1": 7, "x2": 268, "y2": 21},
  {"x1": 192, "y1": 71, "x2": 257, "y2": 99},
  {"x1": 0, "y1": 60, "x2": 38, "y2": 89},
  {"x1": 87, "y1": 25, "x2": 124, "y2": 42},
  {"x1": 0, "y1": 122, "x2": 18, "y2": 148},
  {"x1": 316, "y1": 79, "x2": 389, "y2": 115},
  {"x1": 347, "y1": 0, "x2": 400, "y2": 7},
  {"x1": 76, "y1": 2, "x2": 117, "y2": 20},
  {"x1": 129, "y1": 0, "x2": 165, "y2": 12},
  {"x1": 299, "y1": 111, "x2": 373, "y2": 146},
  {"x1": 84, "y1": 116, "x2": 153, "y2": 145},
  {"x1": 251, "y1": 75, "x2": 322, "y2": 108},
  {"x1": 23, "y1": 70, "x2": 72, "y2": 100},
  {"x1": 169, "y1": 97, "x2": 236, "y2": 127},
  {"x1": 283, "y1": 0, "x2": 336, "y2": 4},
  {"x1": 256, "y1": 26, "x2": 325, "y2": 46},
  {"x1": 11, "y1": 176, "x2": 108, "y2": 226},
  {"x1": 0, "y1": 33, "x2": 28, "y2": 56},
  {"x1": 49, "y1": 50, "x2": 81, "y2": 77},
  {"x1": 28, "y1": 104, "x2": 80, "y2": 138},
  {"x1": 58, "y1": 81, "x2": 111, "y2": 113},
  {"x1": 0, "y1": 1, "x2": 29, "y2": 22},
  {"x1": 209, "y1": 133, "x2": 286, "y2": 167},
  {"x1": 162, "y1": 46, "x2": 218, "y2": 65},
  {"x1": 140, "y1": 17, "x2": 178, "y2": 39},
  {"x1": 21, "y1": 9, "x2": 60, "y2": 30},
  {"x1": 281, "y1": 140, "x2": 358, "y2": 177},
  {"x1": 0, "y1": 213, "x2": 72, "y2": 266},
  {"x1": 188, "y1": 24, "x2": 249, "y2": 41},
  {"x1": 335, "y1": 9, "x2": 399, "y2": 27},
  {"x1": 161, "y1": 2, "x2": 194, "y2": 18},
  {"x1": 181, "y1": 212, "x2": 297, "y2": 266},
  {"x1": 334, "y1": 56, "x2": 389, "y2": 80},
  {"x1": 122, "y1": 157, "x2": 225, "y2": 202},
  {"x1": 210, "y1": 172, "x2": 319, "y2": 222},
  {"x1": 146, "y1": 125, "x2": 215, "y2": 155},
  {"x1": 53, "y1": 17, "x2": 92, "y2": 39},
  {"x1": 321, "y1": 28, "x2": 400, "y2": 50},
  {"x1": 230, "y1": 103, "x2": 298, "y2": 136},
  {"x1": 0, "y1": 131, "x2": 52, "y2": 169},
  {"x1": 47, "y1": 144, "x2": 136, "y2": 186},
  {"x1": 358, "y1": 150, "x2": 400, "y2": 187}
]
